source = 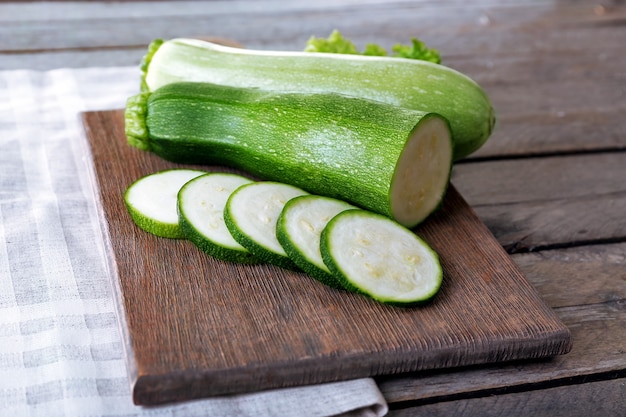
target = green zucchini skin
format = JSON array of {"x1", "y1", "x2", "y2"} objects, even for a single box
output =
[
  {"x1": 125, "y1": 82, "x2": 453, "y2": 228},
  {"x1": 141, "y1": 38, "x2": 495, "y2": 160}
]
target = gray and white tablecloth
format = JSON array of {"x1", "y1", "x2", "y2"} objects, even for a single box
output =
[{"x1": 0, "y1": 67, "x2": 388, "y2": 417}]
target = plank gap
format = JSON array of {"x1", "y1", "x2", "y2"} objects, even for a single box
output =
[
  {"x1": 470, "y1": 189, "x2": 626, "y2": 213},
  {"x1": 458, "y1": 146, "x2": 626, "y2": 164},
  {"x1": 2, "y1": 44, "x2": 149, "y2": 55},
  {"x1": 386, "y1": 367, "x2": 626, "y2": 410},
  {"x1": 554, "y1": 297, "x2": 625, "y2": 314},
  {"x1": 505, "y1": 235, "x2": 626, "y2": 255},
  {"x1": 560, "y1": 17, "x2": 626, "y2": 29}
]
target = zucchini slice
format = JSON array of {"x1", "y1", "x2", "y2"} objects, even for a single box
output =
[
  {"x1": 277, "y1": 195, "x2": 355, "y2": 289},
  {"x1": 224, "y1": 182, "x2": 309, "y2": 269},
  {"x1": 177, "y1": 173, "x2": 259, "y2": 264},
  {"x1": 321, "y1": 210, "x2": 443, "y2": 306},
  {"x1": 124, "y1": 169, "x2": 206, "y2": 238}
]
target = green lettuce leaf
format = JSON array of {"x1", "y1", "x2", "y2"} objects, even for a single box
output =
[
  {"x1": 304, "y1": 30, "x2": 441, "y2": 64},
  {"x1": 304, "y1": 30, "x2": 359, "y2": 55},
  {"x1": 391, "y1": 38, "x2": 441, "y2": 64}
]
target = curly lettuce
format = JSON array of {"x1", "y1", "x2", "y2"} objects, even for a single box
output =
[{"x1": 304, "y1": 30, "x2": 441, "y2": 64}]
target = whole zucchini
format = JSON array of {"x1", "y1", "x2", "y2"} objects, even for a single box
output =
[
  {"x1": 140, "y1": 38, "x2": 495, "y2": 160},
  {"x1": 125, "y1": 82, "x2": 453, "y2": 227}
]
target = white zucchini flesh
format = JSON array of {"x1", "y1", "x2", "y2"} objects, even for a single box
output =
[
  {"x1": 177, "y1": 173, "x2": 258, "y2": 263},
  {"x1": 224, "y1": 181, "x2": 309, "y2": 269},
  {"x1": 390, "y1": 114, "x2": 452, "y2": 227},
  {"x1": 277, "y1": 195, "x2": 355, "y2": 289},
  {"x1": 124, "y1": 169, "x2": 206, "y2": 238},
  {"x1": 321, "y1": 210, "x2": 442, "y2": 305}
]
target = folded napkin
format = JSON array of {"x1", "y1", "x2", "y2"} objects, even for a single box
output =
[{"x1": 0, "y1": 67, "x2": 388, "y2": 417}]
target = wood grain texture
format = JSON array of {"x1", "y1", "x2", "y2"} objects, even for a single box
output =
[
  {"x1": 82, "y1": 109, "x2": 571, "y2": 405},
  {"x1": 451, "y1": 153, "x2": 626, "y2": 252},
  {"x1": 514, "y1": 243, "x2": 626, "y2": 308},
  {"x1": 453, "y1": 153, "x2": 626, "y2": 205}
]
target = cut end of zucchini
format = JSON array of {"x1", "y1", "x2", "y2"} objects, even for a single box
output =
[
  {"x1": 124, "y1": 169, "x2": 206, "y2": 238},
  {"x1": 390, "y1": 113, "x2": 453, "y2": 228},
  {"x1": 321, "y1": 210, "x2": 443, "y2": 306}
]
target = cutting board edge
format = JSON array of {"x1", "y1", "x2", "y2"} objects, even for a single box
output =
[{"x1": 129, "y1": 325, "x2": 572, "y2": 405}]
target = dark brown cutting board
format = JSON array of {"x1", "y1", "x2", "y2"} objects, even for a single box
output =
[{"x1": 82, "y1": 109, "x2": 572, "y2": 406}]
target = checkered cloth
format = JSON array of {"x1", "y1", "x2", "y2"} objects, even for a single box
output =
[{"x1": 0, "y1": 67, "x2": 388, "y2": 417}]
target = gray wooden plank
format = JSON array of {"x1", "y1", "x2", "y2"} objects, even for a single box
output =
[
  {"x1": 474, "y1": 107, "x2": 626, "y2": 158},
  {"x1": 514, "y1": 243, "x2": 626, "y2": 308},
  {"x1": 476, "y1": 77, "x2": 626, "y2": 157},
  {"x1": 0, "y1": 50, "x2": 146, "y2": 71},
  {"x1": 486, "y1": 78, "x2": 625, "y2": 123},
  {"x1": 2, "y1": 0, "x2": 624, "y2": 54},
  {"x1": 452, "y1": 153, "x2": 626, "y2": 250},
  {"x1": 386, "y1": 377, "x2": 626, "y2": 417},
  {"x1": 453, "y1": 48, "x2": 626, "y2": 86},
  {"x1": 475, "y1": 192, "x2": 626, "y2": 252},
  {"x1": 452, "y1": 152, "x2": 626, "y2": 206}
]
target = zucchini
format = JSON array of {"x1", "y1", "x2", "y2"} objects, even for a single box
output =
[
  {"x1": 320, "y1": 209, "x2": 443, "y2": 306},
  {"x1": 125, "y1": 82, "x2": 453, "y2": 228},
  {"x1": 124, "y1": 169, "x2": 206, "y2": 238},
  {"x1": 177, "y1": 172, "x2": 259, "y2": 264},
  {"x1": 276, "y1": 195, "x2": 355, "y2": 289},
  {"x1": 140, "y1": 38, "x2": 495, "y2": 160},
  {"x1": 224, "y1": 181, "x2": 309, "y2": 270}
]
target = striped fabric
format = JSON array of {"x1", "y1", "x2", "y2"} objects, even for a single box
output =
[{"x1": 0, "y1": 68, "x2": 387, "y2": 417}]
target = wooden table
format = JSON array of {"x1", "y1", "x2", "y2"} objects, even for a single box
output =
[{"x1": 4, "y1": 1, "x2": 624, "y2": 415}]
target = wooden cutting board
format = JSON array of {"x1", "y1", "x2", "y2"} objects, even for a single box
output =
[{"x1": 82, "y1": 109, "x2": 572, "y2": 406}]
